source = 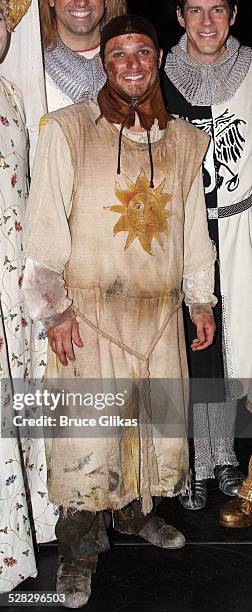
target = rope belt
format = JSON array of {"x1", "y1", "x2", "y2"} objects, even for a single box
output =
[
  {"x1": 74, "y1": 290, "x2": 184, "y2": 365},
  {"x1": 207, "y1": 192, "x2": 252, "y2": 220},
  {"x1": 74, "y1": 290, "x2": 184, "y2": 515}
]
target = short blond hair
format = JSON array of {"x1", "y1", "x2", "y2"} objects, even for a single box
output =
[{"x1": 39, "y1": 0, "x2": 127, "y2": 49}]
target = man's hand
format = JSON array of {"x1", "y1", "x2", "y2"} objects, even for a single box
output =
[
  {"x1": 191, "y1": 314, "x2": 216, "y2": 351},
  {"x1": 48, "y1": 319, "x2": 83, "y2": 366}
]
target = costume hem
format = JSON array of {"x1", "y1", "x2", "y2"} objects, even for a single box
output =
[
  {"x1": 48, "y1": 476, "x2": 191, "y2": 512},
  {"x1": 48, "y1": 491, "x2": 141, "y2": 513}
]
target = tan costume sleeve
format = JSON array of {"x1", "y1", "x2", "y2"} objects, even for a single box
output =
[{"x1": 23, "y1": 119, "x2": 74, "y2": 324}]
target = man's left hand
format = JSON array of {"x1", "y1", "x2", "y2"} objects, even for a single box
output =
[{"x1": 191, "y1": 314, "x2": 216, "y2": 351}]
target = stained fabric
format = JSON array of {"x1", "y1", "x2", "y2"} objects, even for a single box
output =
[{"x1": 24, "y1": 100, "x2": 215, "y2": 514}]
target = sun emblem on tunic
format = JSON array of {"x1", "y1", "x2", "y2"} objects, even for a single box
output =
[{"x1": 104, "y1": 171, "x2": 174, "y2": 255}]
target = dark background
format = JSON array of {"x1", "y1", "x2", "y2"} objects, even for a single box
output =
[{"x1": 128, "y1": 0, "x2": 252, "y2": 55}]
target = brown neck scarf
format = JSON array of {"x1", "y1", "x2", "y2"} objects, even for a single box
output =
[
  {"x1": 97, "y1": 77, "x2": 170, "y2": 131},
  {"x1": 97, "y1": 78, "x2": 172, "y2": 187}
]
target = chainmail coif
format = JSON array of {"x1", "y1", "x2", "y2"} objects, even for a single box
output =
[
  {"x1": 165, "y1": 34, "x2": 252, "y2": 107},
  {"x1": 44, "y1": 39, "x2": 107, "y2": 103}
]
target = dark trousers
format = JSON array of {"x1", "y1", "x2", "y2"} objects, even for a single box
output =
[{"x1": 56, "y1": 499, "x2": 154, "y2": 562}]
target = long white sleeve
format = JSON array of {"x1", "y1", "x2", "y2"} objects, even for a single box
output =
[{"x1": 23, "y1": 119, "x2": 74, "y2": 324}]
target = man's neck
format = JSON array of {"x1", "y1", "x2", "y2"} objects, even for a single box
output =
[{"x1": 56, "y1": 24, "x2": 100, "y2": 53}]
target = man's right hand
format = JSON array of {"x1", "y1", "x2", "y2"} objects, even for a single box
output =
[{"x1": 48, "y1": 319, "x2": 83, "y2": 366}]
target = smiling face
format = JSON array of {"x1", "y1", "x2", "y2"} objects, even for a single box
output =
[
  {"x1": 177, "y1": 0, "x2": 237, "y2": 64},
  {"x1": 104, "y1": 33, "x2": 162, "y2": 99},
  {"x1": 48, "y1": 0, "x2": 105, "y2": 49},
  {"x1": 0, "y1": 11, "x2": 7, "y2": 61}
]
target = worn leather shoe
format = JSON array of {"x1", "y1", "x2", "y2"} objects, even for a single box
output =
[
  {"x1": 115, "y1": 513, "x2": 185, "y2": 549},
  {"x1": 137, "y1": 516, "x2": 186, "y2": 549},
  {"x1": 219, "y1": 496, "x2": 252, "y2": 528},
  {"x1": 56, "y1": 559, "x2": 93, "y2": 609},
  {"x1": 215, "y1": 465, "x2": 245, "y2": 497},
  {"x1": 179, "y1": 479, "x2": 207, "y2": 510}
]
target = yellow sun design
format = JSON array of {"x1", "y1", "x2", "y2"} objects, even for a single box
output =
[{"x1": 104, "y1": 171, "x2": 174, "y2": 256}]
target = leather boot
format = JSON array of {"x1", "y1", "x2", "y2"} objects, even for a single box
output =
[
  {"x1": 56, "y1": 556, "x2": 97, "y2": 609},
  {"x1": 219, "y1": 496, "x2": 252, "y2": 528},
  {"x1": 114, "y1": 502, "x2": 185, "y2": 549}
]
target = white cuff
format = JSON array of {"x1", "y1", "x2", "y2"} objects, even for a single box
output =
[{"x1": 23, "y1": 258, "x2": 71, "y2": 320}]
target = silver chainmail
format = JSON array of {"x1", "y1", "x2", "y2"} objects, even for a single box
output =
[
  {"x1": 165, "y1": 34, "x2": 252, "y2": 106},
  {"x1": 193, "y1": 401, "x2": 238, "y2": 480},
  {"x1": 44, "y1": 39, "x2": 106, "y2": 103}
]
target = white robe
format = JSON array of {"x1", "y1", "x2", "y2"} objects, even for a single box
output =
[
  {"x1": 212, "y1": 66, "x2": 252, "y2": 391},
  {"x1": 0, "y1": 1, "x2": 57, "y2": 566},
  {"x1": 0, "y1": 0, "x2": 46, "y2": 167}
]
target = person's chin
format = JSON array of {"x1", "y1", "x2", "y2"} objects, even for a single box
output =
[
  {"x1": 196, "y1": 37, "x2": 220, "y2": 51},
  {"x1": 120, "y1": 87, "x2": 141, "y2": 99},
  {"x1": 125, "y1": 83, "x2": 148, "y2": 99},
  {"x1": 71, "y1": 25, "x2": 92, "y2": 35}
]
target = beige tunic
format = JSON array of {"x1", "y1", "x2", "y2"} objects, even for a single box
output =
[{"x1": 25, "y1": 101, "x2": 214, "y2": 513}]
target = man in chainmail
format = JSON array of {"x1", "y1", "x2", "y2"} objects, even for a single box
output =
[
  {"x1": 40, "y1": 0, "x2": 127, "y2": 112},
  {"x1": 0, "y1": 1, "x2": 127, "y2": 161},
  {"x1": 163, "y1": 0, "x2": 252, "y2": 510},
  {"x1": 23, "y1": 14, "x2": 217, "y2": 608}
]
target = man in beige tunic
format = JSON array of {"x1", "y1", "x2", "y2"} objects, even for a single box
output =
[{"x1": 23, "y1": 15, "x2": 216, "y2": 609}]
